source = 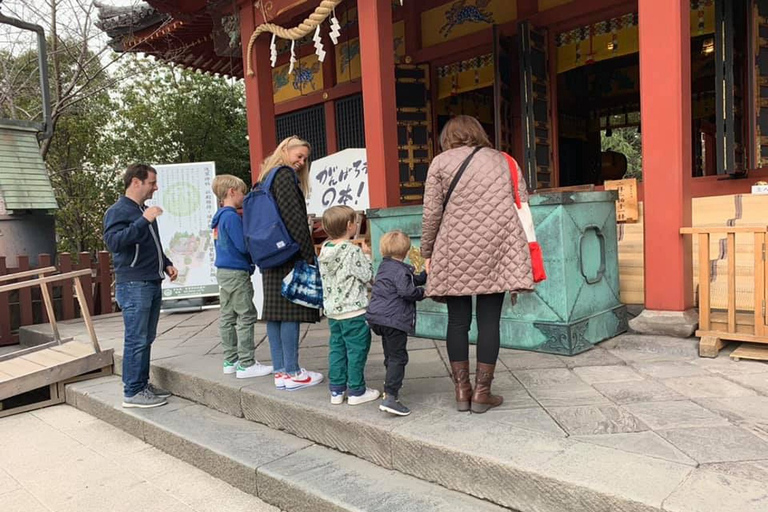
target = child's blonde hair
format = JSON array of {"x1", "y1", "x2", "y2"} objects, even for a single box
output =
[
  {"x1": 212, "y1": 174, "x2": 247, "y2": 203},
  {"x1": 322, "y1": 205, "x2": 356, "y2": 239},
  {"x1": 379, "y1": 230, "x2": 411, "y2": 259}
]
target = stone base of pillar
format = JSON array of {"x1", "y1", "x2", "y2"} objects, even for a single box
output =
[{"x1": 628, "y1": 309, "x2": 698, "y2": 338}]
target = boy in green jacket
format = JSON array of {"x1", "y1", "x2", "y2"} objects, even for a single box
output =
[{"x1": 318, "y1": 205, "x2": 378, "y2": 406}]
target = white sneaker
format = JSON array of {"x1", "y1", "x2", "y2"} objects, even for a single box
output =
[
  {"x1": 284, "y1": 369, "x2": 324, "y2": 391},
  {"x1": 223, "y1": 361, "x2": 239, "y2": 374},
  {"x1": 274, "y1": 372, "x2": 286, "y2": 389},
  {"x1": 236, "y1": 362, "x2": 273, "y2": 379},
  {"x1": 347, "y1": 387, "x2": 380, "y2": 406},
  {"x1": 330, "y1": 390, "x2": 345, "y2": 405}
]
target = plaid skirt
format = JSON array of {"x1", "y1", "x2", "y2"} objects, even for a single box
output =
[{"x1": 261, "y1": 256, "x2": 321, "y2": 323}]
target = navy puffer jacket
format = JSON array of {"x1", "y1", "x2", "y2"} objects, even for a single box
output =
[{"x1": 366, "y1": 258, "x2": 427, "y2": 334}]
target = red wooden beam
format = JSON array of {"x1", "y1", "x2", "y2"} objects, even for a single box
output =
[
  {"x1": 240, "y1": 0, "x2": 277, "y2": 183},
  {"x1": 275, "y1": 81, "x2": 362, "y2": 115},
  {"x1": 359, "y1": 0, "x2": 401, "y2": 208},
  {"x1": 638, "y1": 0, "x2": 693, "y2": 311}
]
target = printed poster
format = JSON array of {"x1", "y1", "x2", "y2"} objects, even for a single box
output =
[
  {"x1": 307, "y1": 148, "x2": 369, "y2": 216},
  {"x1": 148, "y1": 161, "x2": 219, "y2": 299}
]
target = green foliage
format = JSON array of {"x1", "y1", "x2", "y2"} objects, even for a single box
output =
[
  {"x1": 110, "y1": 57, "x2": 251, "y2": 184},
  {"x1": 2, "y1": 48, "x2": 250, "y2": 253},
  {"x1": 601, "y1": 127, "x2": 643, "y2": 180}
]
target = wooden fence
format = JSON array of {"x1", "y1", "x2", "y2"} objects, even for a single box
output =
[{"x1": 0, "y1": 252, "x2": 113, "y2": 346}]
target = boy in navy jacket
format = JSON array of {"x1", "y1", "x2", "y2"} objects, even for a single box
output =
[
  {"x1": 366, "y1": 230, "x2": 427, "y2": 416},
  {"x1": 211, "y1": 175, "x2": 272, "y2": 379}
]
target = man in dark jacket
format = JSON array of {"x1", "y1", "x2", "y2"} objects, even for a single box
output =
[
  {"x1": 366, "y1": 231, "x2": 427, "y2": 416},
  {"x1": 104, "y1": 164, "x2": 178, "y2": 408}
]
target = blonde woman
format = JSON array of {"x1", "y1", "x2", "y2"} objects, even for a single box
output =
[{"x1": 258, "y1": 136, "x2": 323, "y2": 390}]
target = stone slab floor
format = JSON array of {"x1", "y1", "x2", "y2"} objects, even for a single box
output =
[
  {"x1": 0, "y1": 404, "x2": 279, "y2": 512},
  {"x1": 14, "y1": 309, "x2": 768, "y2": 510}
]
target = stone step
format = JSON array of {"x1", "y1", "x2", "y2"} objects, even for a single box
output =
[
  {"x1": 104, "y1": 352, "x2": 699, "y2": 512},
  {"x1": 65, "y1": 376, "x2": 509, "y2": 512}
]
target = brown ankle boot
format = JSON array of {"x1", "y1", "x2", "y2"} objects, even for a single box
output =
[
  {"x1": 450, "y1": 361, "x2": 472, "y2": 412},
  {"x1": 471, "y1": 362, "x2": 503, "y2": 413}
]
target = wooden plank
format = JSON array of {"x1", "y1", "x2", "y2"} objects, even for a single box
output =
[
  {"x1": 0, "y1": 341, "x2": 61, "y2": 362},
  {"x1": 755, "y1": 233, "x2": 766, "y2": 337},
  {"x1": 74, "y1": 277, "x2": 101, "y2": 353},
  {"x1": 699, "y1": 233, "x2": 711, "y2": 331},
  {"x1": 59, "y1": 253, "x2": 75, "y2": 321},
  {"x1": 0, "y1": 258, "x2": 12, "y2": 345},
  {"x1": 97, "y1": 251, "x2": 112, "y2": 315},
  {"x1": 77, "y1": 253, "x2": 95, "y2": 316},
  {"x1": 0, "y1": 357, "x2": 47, "y2": 377},
  {"x1": 0, "y1": 383, "x2": 64, "y2": 419},
  {"x1": 0, "y1": 349, "x2": 113, "y2": 401},
  {"x1": 49, "y1": 341, "x2": 95, "y2": 358},
  {"x1": 728, "y1": 233, "x2": 737, "y2": 333},
  {"x1": 699, "y1": 336, "x2": 727, "y2": 358},
  {"x1": 730, "y1": 344, "x2": 768, "y2": 361},
  {"x1": 0, "y1": 267, "x2": 57, "y2": 283},
  {"x1": 16, "y1": 256, "x2": 33, "y2": 327},
  {"x1": 681, "y1": 226, "x2": 768, "y2": 234},
  {"x1": 695, "y1": 330, "x2": 768, "y2": 344},
  {"x1": 36, "y1": 258, "x2": 61, "y2": 344},
  {"x1": 0, "y1": 269, "x2": 91, "y2": 293},
  {"x1": 21, "y1": 349, "x2": 77, "y2": 366}
]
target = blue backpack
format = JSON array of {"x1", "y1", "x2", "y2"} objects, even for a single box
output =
[{"x1": 242, "y1": 167, "x2": 301, "y2": 269}]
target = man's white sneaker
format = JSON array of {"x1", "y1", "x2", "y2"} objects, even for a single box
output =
[
  {"x1": 330, "y1": 390, "x2": 345, "y2": 405},
  {"x1": 236, "y1": 363, "x2": 273, "y2": 379},
  {"x1": 347, "y1": 387, "x2": 380, "y2": 406},
  {"x1": 223, "y1": 361, "x2": 238, "y2": 374},
  {"x1": 284, "y1": 369, "x2": 324, "y2": 390},
  {"x1": 274, "y1": 372, "x2": 286, "y2": 389}
]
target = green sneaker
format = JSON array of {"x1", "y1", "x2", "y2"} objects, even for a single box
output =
[{"x1": 223, "y1": 360, "x2": 238, "y2": 375}]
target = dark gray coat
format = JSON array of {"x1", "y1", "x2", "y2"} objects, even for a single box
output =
[
  {"x1": 261, "y1": 167, "x2": 320, "y2": 323},
  {"x1": 366, "y1": 258, "x2": 427, "y2": 334}
]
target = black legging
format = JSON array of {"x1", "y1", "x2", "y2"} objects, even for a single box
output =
[{"x1": 446, "y1": 293, "x2": 505, "y2": 365}]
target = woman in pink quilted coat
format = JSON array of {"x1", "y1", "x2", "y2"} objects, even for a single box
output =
[{"x1": 421, "y1": 115, "x2": 534, "y2": 414}]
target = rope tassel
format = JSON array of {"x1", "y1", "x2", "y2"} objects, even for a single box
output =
[
  {"x1": 269, "y1": 34, "x2": 277, "y2": 67},
  {"x1": 329, "y1": 8, "x2": 341, "y2": 45},
  {"x1": 288, "y1": 40, "x2": 297, "y2": 74},
  {"x1": 246, "y1": 0, "x2": 344, "y2": 76},
  {"x1": 313, "y1": 25, "x2": 326, "y2": 62}
]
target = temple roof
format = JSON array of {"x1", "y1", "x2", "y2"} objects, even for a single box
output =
[{"x1": 95, "y1": 1, "x2": 244, "y2": 78}]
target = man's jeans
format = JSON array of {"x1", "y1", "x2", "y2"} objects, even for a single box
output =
[{"x1": 116, "y1": 281, "x2": 162, "y2": 397}]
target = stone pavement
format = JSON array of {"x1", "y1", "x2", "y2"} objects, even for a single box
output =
[
  {"x1": 0, "y1": 404, "x2": 279, "y2": 512},
  {"x1": 19, "y1": 310, "x2": 768, "y2": 511}
]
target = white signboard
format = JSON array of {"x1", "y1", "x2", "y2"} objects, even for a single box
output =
[
  {"x1": 148, "y1": 161, "x2": 219, "y2": 300},
  {"x1": 307, "y1": 148, "x2": 369, "y2": 215}
]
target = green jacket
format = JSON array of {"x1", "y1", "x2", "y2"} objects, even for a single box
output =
[{"x1": 318, "y1": 241, "x2": 373, "y2": 319}]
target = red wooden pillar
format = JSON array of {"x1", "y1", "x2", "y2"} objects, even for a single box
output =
[
  {"x1": 358, "y1": 0, "x2": 401, "y2": 208},
  {"x1": 240, "y1": 1, "x2": 277, "y2": 185},
  {"x1": 638, "y1": 0, "x2": 694, "y2": 311}
]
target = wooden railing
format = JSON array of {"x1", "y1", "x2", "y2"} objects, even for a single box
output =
[
  {"x1": 0, "y1": 252, "x2": 113, "y2": 346},
  {"x1": 680, "y1": 226, "x2": 768, "y2": 357}
]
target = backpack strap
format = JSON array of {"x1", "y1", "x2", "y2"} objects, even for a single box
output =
[
  {"x1": 503, "y1": 152, "x2": 522, "y2": 209},
  {"x1": 260, "y1": 166, "x2": 297, "y2": 191},
  {"x1": 442, "y1": 146, "x2": 483, "y2": 211}
]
